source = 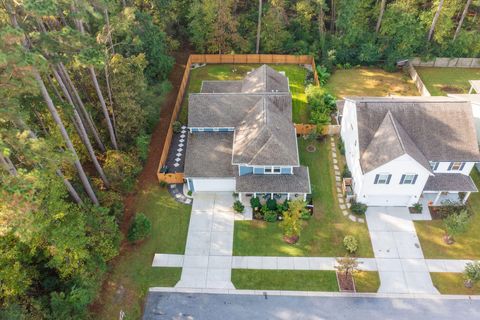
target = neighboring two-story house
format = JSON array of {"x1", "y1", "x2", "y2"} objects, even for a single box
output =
[
  {"x1": 341, "y1": 96, "x2": 480, "y2": 206},
  {"x1": 184, "y1": 65, "x2": 311, "y2": 203}
]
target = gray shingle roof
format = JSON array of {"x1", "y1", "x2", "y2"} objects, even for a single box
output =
[
  {"x1": 349, "y1": 96, "x2": 480, "y2": 173},
  {"x1": 235, "y1": 166, "x2": 311, "y2": 193},
  {"x1": 424, "y1": 173, "x2": 478, "y2": 192},
  {"x1": 241, "y1": 65, "x2": 289, "y2": 93},
  {"x1": 201, "y1": 80, "x2": 243, "y2": 93},
  {"x1": 184, "y1": 132, "x2": 235, "y2": 178}
]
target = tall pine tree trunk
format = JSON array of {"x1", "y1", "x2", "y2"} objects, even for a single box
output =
[
  {"x1": 0, "y1": 153, "x2": 17, "y2": 176},
  {"x1": 375, "y1": 0, "x2": 387, "y2": 33},
  {"x1": 53, "y1": 67, "x2": 110, "y2": 188},
  {"x1": 428, "y1": 0, "x2": 445, "y2": 42},
  {"x1": 454, "y1": 0, "x2": 472, "y2": 40},
  {"x1": 256, "y1": 0, "x2": 262, "y2": 54}
]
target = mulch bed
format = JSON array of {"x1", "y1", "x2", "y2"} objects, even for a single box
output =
[
  {"x1": 336, "y1": 272, "x2": 355, "y2": 292},
  {"x1": 428, "y1": 206, "x2": 445, "y2": 220},
  {"x1": 306, "y1": 145, "x2": 316, "y2": 152},
  {"x1": 440, "y1": 85, "x2": 463, "y2": 94}
]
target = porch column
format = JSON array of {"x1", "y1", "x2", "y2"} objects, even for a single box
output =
[
  {"x1": 433, "y1": 191, "x2": 442, "y2": 205},
  {"x1": 303, "y1": 193, "x2": 307, "y2": 201},
  {"x1": 287, "y1": 193, "x2": 291, "y2": 200},
  {"x1": 254, "y1": 192, "x2": 256, "y2": 198},
  {"x1": 271, "y1": 192, "x2": 274, "y2": 199},
  {"x1": 238, "y1": 192, "x2": 243, "y2": 203},
  {"x1": 463, "y1": 192, "x2": 472, "y2": 204}
]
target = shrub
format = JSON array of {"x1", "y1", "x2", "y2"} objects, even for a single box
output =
[
  {"x1": 436, "y1": 200, "x2": 467, "y2": 219},
  {"x1": 316, "y1": 65, "x2": 331, "y2": 86},
  {"x1": 159, "y1": 181, "x2": 168, "y2": 188},
  {"x1": 413, "y1": 202, "x2": 423, "y2": 213},
  {"x1": 127, "y1": 213, "x2": 152, "y2": 242},
  {"x1": 337, "y1": 139, "x2": 345, "y2": 155},
  {"x1": 263, "y1": 209, "x2": 278, "y2": 222},
  {"x1": 342, "y1": 165, "x2": 351, "y2": 178},
  {"x1": 233, "y1": 200, "x2": 245, "y2": 213},
  {"x1": 277, "y1": 199, "x2": 289, "y2": 212},
  {"x1": 104, "y1": 150, "x2": 142, "y2": 193},
  {"x1": 172, "y1": 121, "x2": 182, "y2": 133},
  {"x1": 98, "y1": 190, "x2": 125, "y2": 223},
  {"x1": 187, "y1": 190, "x2": 192, "y2": 196},
  {"x1": 464, "y1": 261, "x2": 480, "y2": 288},
  {"x1": 266, "y1": 198, "x2": 277, "y2": 211},
  {"x1": 135, "y1": 134, "x2": 150, "y2": 163},
  {"x1": 350, "y1": 202, "x2": 367, "y2": 215},
  {"x1": 343, "y1": 235, "x2": 359, "y2": 254},
  {"x1": 250, "y1": 196, "x2": 261, "y2": 211},
  {"x1": 300, "y1": 210, "x2": 311, "y2": 220}
]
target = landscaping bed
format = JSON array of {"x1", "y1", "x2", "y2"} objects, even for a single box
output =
[
  {"x1": 233, "y1": 138, "x2": 373, "y2": 257},
  {"x1": 414, "y1": 170, "x2": 480, "y2": 260},
  {"x1": 178, "y1": 64, "x2": 309, "y2": 124},
  {"x1": 431, "y1": 272, "x2": 480, "y2": 295},
  {"x1": 231, "y1": 269, "x2": 379, "y2": 293},
  {"x1": 91, "y1": 186, "x2": 191, "y2": 320},
  {"x1": 324, "y1": 67, "x2": 419, "y2": 99},
  {"x1": 415, "y1": 67, "x2": 480, "y2": 96}
]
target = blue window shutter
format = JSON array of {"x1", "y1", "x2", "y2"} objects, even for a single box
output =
[
  {"x1": 374, "y1": 174, "x2": 379, "y2": 184},
  {"x1": 460, "y1": 162, "x2": 465, "y2": 170},
  {"x1": 400, "y1": 175, "x2": 406, "y2": 184},
  {"x1": 412, "y1": 175, "x2": 418, "y2": 184},
  {"x1": 386, "y1": 175, "x2": 392, "y2": 184},
  {"x1": 448, "y1": 162, "x2": 453, "y2": 171}
]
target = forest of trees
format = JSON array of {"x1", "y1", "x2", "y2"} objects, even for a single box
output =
[{"x1": 0, "y1": 0, "x2": 479, "y2": 319}]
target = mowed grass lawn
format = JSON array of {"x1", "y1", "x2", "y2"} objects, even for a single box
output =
[
  {"x1": 431, "y1": 272, "x2": 480, "y2": 295},
  {"x1": 92, "y1": 187, "x2": 191, "y2": 320},
  {"x1": 232, "y1": 270, "x2": 380, "y2": 293},
  {"x1": 324, "y1": 67, "x2": 419, "y2": 99},
  {"x1": 415, "y1": 67, "x2": 480, "y2": 96},
  {"x1": 414, "y1": 169, "x2": 480, "y2": 260},
  {"x1": 178, "y1": 64, "x2": 308, "y2": 124},
  {"x1": 233, "y1": 138, "x2": 373, "y2": 258}
]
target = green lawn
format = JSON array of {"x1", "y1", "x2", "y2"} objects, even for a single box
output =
[
  {"x1": 415, "y1": 67, "x2": 480, "y2": 96},
  {"x1": 431, "y1": 272, "x2": 480, "y2": 295},
  {"x1": 232, "y1": 270, "x2": 379, "y2": 293},
  {"x1": 324, "y1": 67, "x2": 419, "y2": 99},
  {"x1": 92, "y1": 186, "x2": 191, "y2": 320},
  {"x1": 233, "y1": 138, "x2": 373, "y2": 257},
  {"x1": 414, "y1": 169, "x2": 480, "y2": 260},
  {"x1": 179, "y1": 64, "x2": 308, "y2": 124}
]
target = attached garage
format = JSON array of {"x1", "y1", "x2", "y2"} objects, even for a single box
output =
[
  {"x1": 188, "y1": 178, "x2": 236, "y2": 192},
  {"x1": 365, "y1": 195, "x2": 414, "y2": 206}
]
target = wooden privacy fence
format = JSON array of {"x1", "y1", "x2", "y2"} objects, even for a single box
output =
[
  {"x1": 406, "y1": 63, "x2": 431, "y2": 97},
  {"x1": 410, "y1": 57, "x2": 480, "y2": 68},
  {"x1": 157, "y1": 54, "x2": 319, "y2": 183},
  {"x1": 295, "y1": 124, "x2": 341, "y2": 135}
]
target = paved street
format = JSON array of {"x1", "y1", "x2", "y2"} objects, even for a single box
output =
[{"x1": 143, "y1": 292, "x2": 480, "y2": 320}]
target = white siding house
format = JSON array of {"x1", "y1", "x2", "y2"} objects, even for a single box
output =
[{"x1": 341, "y1": 97, "x2": 480, "y2": 207}]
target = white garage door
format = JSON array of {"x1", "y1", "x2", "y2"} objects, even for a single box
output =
[
  {"x1": 192, "y1": 178, "x2": 236, "y2": 192},
  {"x1": 366, "y1": 195, "x2": 412, "y2": 206}
]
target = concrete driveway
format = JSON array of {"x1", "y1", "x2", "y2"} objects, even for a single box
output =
[
  {"x1": 175, "y1": 192, "x2": 235, "y2": 289},
  {"x1": 366, "y1": 207, "x2": 438, "y2": 294}
]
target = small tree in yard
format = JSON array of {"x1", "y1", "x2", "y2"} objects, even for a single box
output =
[
  {"x1": 128, "y1": 213, "x2": 152, "y2": 243},
  {"x1": 463, "y1": 261, "x2": 480, "y2": 288},
  {"x1": 343, "y1": 235, "x2": 358, "y2": 254},
  {"x1": 280, "y1": 199, "x2": 307, "y2": 244},
  {"x1": 233, "y1": 200, "x2": 245, "y2": 213},
  {"x1": 443, "y1": 209, "x2": 469, "y2": 244},
  {"x1": 335, "y1": 256, "x2": 361, "y2": 291}
]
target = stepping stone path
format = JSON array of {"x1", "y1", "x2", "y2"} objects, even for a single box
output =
[
  {"x1": 330, "y1": 136, "x2": 364, "y2": 224},
  {"x1": 168, "y1": 183, "x2": 192, "y2": 205}
]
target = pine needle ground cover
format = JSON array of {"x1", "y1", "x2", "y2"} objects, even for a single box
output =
[{"x1": 178, "y1": 64, "x2": 308, "y2": 123}]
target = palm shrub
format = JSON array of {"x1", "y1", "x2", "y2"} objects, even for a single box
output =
[
  {"x1": 127, "y1": 213, "x2": 152, "y2": 242},
  {"x1": 343, "y1": 235, "x2": 358, "y2": 254},
  {"x1": 463, "y1": 261, "x2": 480, "y2": 288},
  {"x1": 233, "y1": 200, "x2": 245, "y2": 213},
  {"x1": 443, "y1": 209, "x2": 470, "y2": 244}
]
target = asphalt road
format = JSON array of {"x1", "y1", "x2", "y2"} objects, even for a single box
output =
[{"x1": 143, "y1": 292, "x2": 480, "y2": 320}]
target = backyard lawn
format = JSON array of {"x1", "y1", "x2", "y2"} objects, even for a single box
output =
[
  {"x1": 92, "y1": 187, "x2": 191, "y2": 320},
  {"x1": 178, "y1": 64, "x2": 309, "y2": 124},
  {"x1": 415, "y1": 67, "x2": 480, "y2": 96},
  {"x1": 431, "y1": 273, "x2": 480, "y2": 295},
  {"x1": 232, "y1": 270, "x2": 380, "y2": 293},
  {"x1": 414, "y1": 169, "x2": 480, "y2": 260},
  {"x1": 324, "y1": 67, "x2": 419, "y2": 98},
  {"x1": 233, "y1": 138, "x2": 373, "y2": 258}
]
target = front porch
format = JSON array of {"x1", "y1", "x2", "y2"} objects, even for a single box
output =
[
  {"x1": 420, "y1": 191, "x2": 470, "y2": 207},
  {"x1": 239, "y1": 192, "x2": 307, "y2": 205},
  {"x1": 422, "y1": 172, "x2": 477, "y2": 206}
]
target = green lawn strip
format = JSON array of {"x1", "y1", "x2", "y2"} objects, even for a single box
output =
[
  {"x1": 324, "y1": 67, "x2": 419, "y2": 99},
  {"x1": 415, "y1": 67, "x2": 480, "y2": 96},
  {"x1": 414, "y1": 169, "x2": 480, "y2": 260},
  {"x1": 93, "y1": 186, "x2": 191, "y2": 320},
  {"x1": 431, "y1": 272, "x2": 480, "y2": 295},
  {"x1": 178, "y1": 64, "x2": 308, "y2": 124},
  {"x1": 231, "y1": 269, "x2": 379, "y2": 292},
  {"x1": 233, "y1": 138, "x2": 373, "y2": 257}
]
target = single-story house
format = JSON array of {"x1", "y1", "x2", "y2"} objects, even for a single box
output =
[
  {"x1": 340, "y1": 96, "x2": 480, "y2": 207},
  {"x1": 184, "y1": 65, "x2": 311, "y2": 203}
]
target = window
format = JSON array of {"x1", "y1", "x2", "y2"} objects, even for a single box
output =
[
  {"x1": 374, "y1": 174, "x2": 391, "y2": 184},
  {"x1": 264, "y1": 166, "x2": 281, "y2": 174},
  {"x1": 273, "y1": 167, "x2": 281, "y2": 173},
  {"x1": 265, "y1": 167, "x2": 272, "y2": 173},
  {"x1": 430, "y1": 161, "x2": 439, "y2": 171},
  {"x1": 400, "y1": 174, "x2": 417, "y2": 185},
  {"x1": 448, "y1": 162, "x2": 465, "y2": 171}
]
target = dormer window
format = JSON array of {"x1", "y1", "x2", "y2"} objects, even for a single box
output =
[
  {"x1": 448, "y1": 162, "x2": 465, "y2": 171},
  {"x1": 265, "y1": 166, "x2": 281, "y2": 174},
  {"x1": 430, "y1": 161, "x2": 439, "y2": 171}
]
